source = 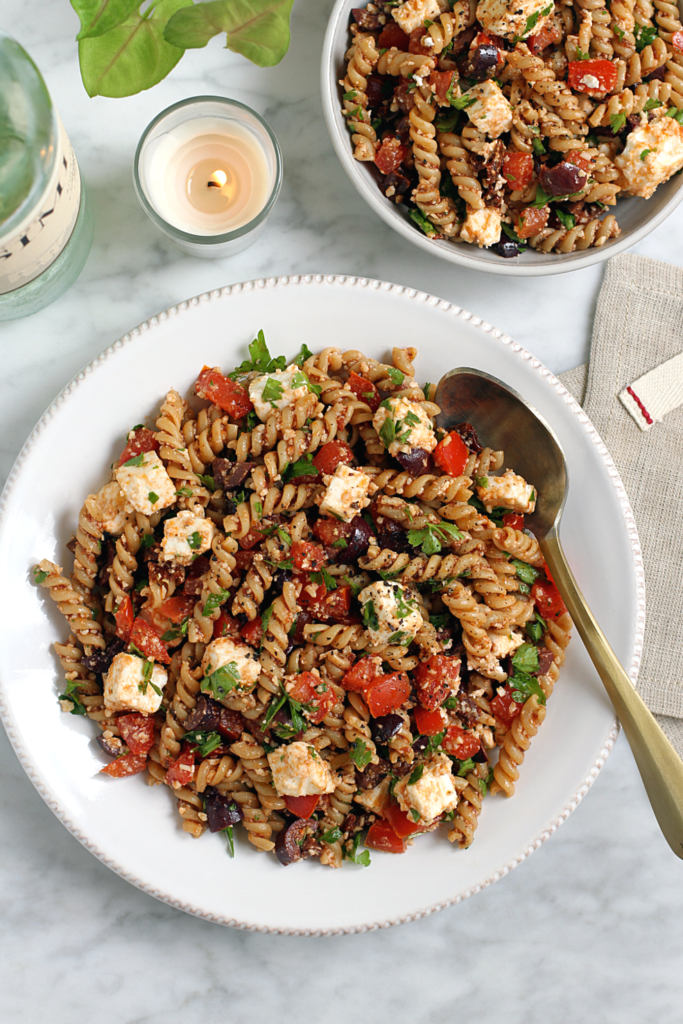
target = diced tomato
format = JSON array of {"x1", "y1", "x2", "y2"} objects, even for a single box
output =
[
  {"x1": 516, "y1": 205, "x2": 550, "y2": 239},
  {"x1": 567, "y1": 58, "x2": 618, "y2": 95},
  {"x1": 408, "y1": 27, "x2": 432, "y2": 55},
  {"x1": 375, "y1": 136, "x2": 408, "y2": 175},
  {"x1": 118, "y1": 426, "x2": 159, "y2": 467},
  {"x1": 195, "y1": 366, "x2": 253, "y2": 419},
  {"x1": 673, "y1": 30, "x2": 683, "y2": 51},
  {"x1": 117, "y1": 713, "x2": 156, "y2": 755},
  {"x1": 287, "y1": 670, "x2": 337, "y2": 724},
  {"x1": 346, "y1": 371, "x2": 381, "y2": 412},
  {"x1": 413, "y1": 705, "x2": 445, "y2": 736},
  {"x1": 415, "y1": 655, "x2": 461, "y2": 710},
  {"x1": 115, "y1": 595, "x2": 134, "y2": 641},
  {"x1": 363, "y1": 671, "x2": 412, "y2": 717},
  {"x1": 291, "y1": 541, "x2": 327, "y2": 571},
  {"x1": 239, "y1": 616, "x2": 263, "y2": 647},
  {"x1": 312, "y1": 517, "x2": 353, "y2": 549},
  {"x1": 567, "y1": 151, "x2": 591, "y2": 174},
  {"x1": 130, "y1": 617, "x2": 171, "y2": 665},
  {"x1": 502, "y1": 513, "x2": 525, "y2": 530},
  {"x1": 377, "y1": 22, "x2": 409, "y2": 50},
  {"x1": 527, "y1": 20, "x2": 562, "y2": 54},
  {"x1": 433, "y1": 431, "x2": 470, "y2": 477},
  {"x1": 233, "y1": 550, "x2": 254, "y2": 571},
  {"x1": 213, "y1": 609, "x2": 241, "y2": 639},
  {"x1": 532, "y1": 579, "x2": 567, "y2": 620},
  {"x1": 384, "y1": 801, "x2": 430, "y2": 837},
  {"x1": 100, "y1": 752, "x2": 148, "y2": 777},
  {"x1": 283, "y1": 794, "x2": 320, "y2": 819},
  {"x1": 342, "y1": 655, "x2": 383, "y2": 692},
  {"x1": 185, "y1": 555, "x2": 210, "y2": 586},
  {"x1": 442, "y1": 725, "x2": 481, "y2": 759},
  {"x1": 503, "y1": 152, "x2": 534, "y2": 190},
  {"x1": 491, "y1": 683, "x2": 524, "y2": 725},
  {"x1": 428, "y1": 69, "x2": 457, "y2": 104},
  {"x1": 365, "y1": 820, "x2": 407, "y2": 853},
  {"x1": 239, "y1": 526, "x2": 265, "y2": 550},
  {"x1": 323, "y1": 586, "x2": 353, "y2": 623},
  {"x1": 165, "y1": 747, "x2": 196, "y2": 788},
  {"x1": 312, "y1": 440, "x2": 354, "y2": 476},
  {"x1": 159, "y1": 593, "x2": 196, "y2": 624}
]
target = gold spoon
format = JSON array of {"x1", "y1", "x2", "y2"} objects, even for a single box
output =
[{"x1": 436, "y1": 367, "x2": 683, "y2": 859}]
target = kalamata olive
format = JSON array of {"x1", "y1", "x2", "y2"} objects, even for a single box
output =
[
  {"x1": 395, "y1": 447, "x2": 431, "y2": 475},
  {"x1": 539, "y1": 160, "x2": 587, "y2": 197},
  {"x1": 456, "y1": 691, "x2": 480, "y2": 730},
  {"x1": 375, "y1": 515, "x2": 411, "y2": 553},
  {"x1": 355, "y1": 757, "x2": 391, "y2": 790},
  {"x1": 352, "y1": 7, "x2": 381, "y2": 30},
  {"x1": 371, "y1": 713, "x2": 404, "y2": 744},
  {"x1": 97, "y1": 734, "x2": 124, "y2": 758},
  {"x1": 379, "y1": 169, "x2": 413, "y2": 203},
  {"x1": 412, "y1": 735, "x2": 430, "y2": 754},
  {"x1": 451, "y1": 24, "x2": 476, "y2": 56},
  {"x1": 459, "y1": 43, "x2": 499, "y2": 82},
  {"x1": 82, "y1": 637, "x2": 126, "y2": 675},
  {"x1": 270, "y1": 568, "x2": 292, "y2": 600},
  {"x1": 185, "y1": 693, "x2": 222, "y2": 732},
  {"x1": 289, "y1": 609, "x2": 314, "y2": 647},
  {"x1": 211, "y1": 458, "x2": 254, "y2": 492},
  {"x1": 275, "y1": 818, "x2": 309, "y2": 865},
  {"x1": 217, "y1": 707, "x2": 246, "y2": 741},
  {"x1": 365, "y1": 71, "x2": 387, "y2": 108},
  {"x1": 204, "y1": 787, "x2": 245, "y2": 833},
  {"x1": 537, "y1": 646, "x2": 555, "y2": 676},
  {"x1": 453, "y1": 422, "x2": 482, "y2": 453},
  {"x1": 491, "y1": 239, "x2": 522, "y2": 259},
  {"x1": 473, "y1": 746, "x2": 489, "y2": 763},
  {"x1": 343, "y1": 515, "x2": 375, "y2": 561},
  {"x1": 643, "y1": 65, "x2": 666, "y2": 82}
]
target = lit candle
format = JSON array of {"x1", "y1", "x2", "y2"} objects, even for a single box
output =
[{"x1": 134, "y1": 98, "x2": 282, "y2": 258}]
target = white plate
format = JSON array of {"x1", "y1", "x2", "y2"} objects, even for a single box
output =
[
  {"x1": 0, "y1": 275, "x2": 644, "y2": 934},
  {"x1": 321, "y1": 0, "x2": 683, "y2": 277}
]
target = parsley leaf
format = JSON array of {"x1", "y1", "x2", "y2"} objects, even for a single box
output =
[
  {"x1": 510, "y1": 668, "x2": 547, "y2": 706},
  {"x1": 311, "y1": 568, "x2": 337, "y2": 592},
  {"x1": 361, "y1": 599, "x2": 379, "y2": 632},
  {"x1": 409, "y1": 208, "x2": 437, "y2": 238},
  {"x1": 197, "y1": 474, "x2": 216, "y2": 491},
  {"x1": 223, "y1": 824, "x2": 235, "y2": 857},
  {"x1": 229, "y1": 329, "x2": 286, "y2": 379},
  {"x1": 407, "y1": 521, "x2": 463, "y2": 555},
  {"x1": 187, "y1": 531, "x2": 203, "y2": 550},
  {"x1": 175, "y1": 486, "x2": 193, "y2": 497},
  {"x1": 386, "y1": 367, "x2": 405, "y2": 387},
  {"x1": 202, "y1": 588, "x2": 230, "y2": 616},
  {"x1": 322, "y1": 826, "x2": 343, "y2": 844},
  {"x1": 455, "y1": 757, "x2": 476, "y2": 777},
  {"x1": 123, "y1": 453, "x2": 146, "y2": 468},
  {"x1": 450, "y1": 92, "x2": 477, "y2": 110},
  {"x1": 183, "y1": 729, "x2": 222, "y2": 758},
  {"x1": 291, "y1": 369, "x2": 322, "y2": 397},
  {"x1": 294, "y1": 342, "x2": 314, "y2": 367},
  {"x1": 511, "y1": 558, "x2": 539, "y2": 586},
  {"x1": 343, "y1": 832, "x2": 371, "y2": 867},
  {"x1": 349, "y1": 739, "x2": 372, "y2": 770},
  {"x1": 408, "y1": 763, "x2": 424, "y2": 785},
  {"x1": 610, "y1": 112, "x2": 627, "y2": 134},
  {"x1": 634, "y1": 24, "x2": 657, "y2": 51},
  {"x1": 262, "y1": 377, "x2": 284, "y2": 407},
  {"x1": 282, "y1": 453, "x2": 319, "y2": 483},
  {"x1": 532, "y1": 136, "x2": 546, "y2": 155},
  {"x1": 511, "y1": 642, "x2": 540, "y2": 674},
  {"x1": 525, "y1": 612, "x2": 547, "y2": 642},
  {"x1": 201, "y1": 661, "x2": 241, "y2": 700},
  {"x1": 643, "y1": 98, "x2": 662, "y2": 111},
  {"x1": 140, "y1": 532, "x2": 155, "y2": 549},
  {"x1": 32, "y1": 567, "x2": 48, "y2": 584},
  {"x1": 512, "y1": 2, "x2": 553, "y2": 42},
  {"x1": 667, "y1": 107, "x2": 683, "y2": 125},
  {"x1": 58, "y1": 679, "x2": 87, "y2": 715},
  {"x1": 555, "y1": 209, "x2": 576, "y2": 230}
]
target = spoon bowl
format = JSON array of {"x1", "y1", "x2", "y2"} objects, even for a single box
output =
[{"x1": 435, "y1": 366, "x2": 683, "y2": 861}]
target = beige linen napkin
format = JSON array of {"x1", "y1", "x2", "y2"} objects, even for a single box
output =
[{"x1": 559, "y1": 252, "x2": 683, "y2": 758}]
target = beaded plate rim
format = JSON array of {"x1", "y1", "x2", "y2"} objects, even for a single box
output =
[{"x1": 0, "y1": 274, "x2": 643, "y2": 935}]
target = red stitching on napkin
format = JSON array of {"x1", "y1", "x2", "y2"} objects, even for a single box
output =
[{"x1": 626, "y1": 386, "x2": 653, "y2": 425}]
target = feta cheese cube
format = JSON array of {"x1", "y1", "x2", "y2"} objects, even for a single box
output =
[
  {"x1": 394, "y1": 753, "x2": 459, "y2": 825},
  {"x1": 103, "y1": 652, "x2": 167, "y2": 714},
  {"x1": 267, "y1": 741, "x2": 337, "y2": 797},
  {"x1": 115, "y1": 450, "x2": 176, "y2": 516},
  {"x1": 463, "y1": 80, "x2": 513, "y2": 138},
  {"x1": 476, "y1": 469, "x2": 537, "y2": 513},
  {"x1": 615, "y1": 117, "x2": 683, "y2": 200},
  {"x1": 90, "y1": 480, "x2": 133, "y2": 535},
  {"x1": 201, "y1": 636, "x2": 261, "y2": 694},
  {"x1": 354, "y1": 776, "x2": 391, "y2": 815},
  {"x1": 393, "y1": 0, "x2": 441, "y2": 34},
  {"x1": 318, "y1": 464, "x2": 373, "y2": 522},
  {"x1": 359, "y1": 579, "x2": 423, "y2": 645},
  {"x1": 488, "y1": 628, "x2": 525, "y2": 659},
  {"x1": 459, "y1": 206, "x2": 502, "y2": 248},
  {"x1": 248, "y1": 364, "x2": 311, "y2": 423},
  {"x1": 477, "y1": 0, "x2": 553, "y2": 41},
  {"x1": 160, "y1": 511, "x2": 215, "y2": 566},
  {"x1": 372, "y1": 396, "x2": 437, "y2": 457}
]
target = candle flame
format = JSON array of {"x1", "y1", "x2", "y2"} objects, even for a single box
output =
[{"x1": 207, "y1": 169, "x2": 228, "y2": 189}]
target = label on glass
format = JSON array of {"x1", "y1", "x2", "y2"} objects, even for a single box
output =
[{"x1": 0, "y1": 117, "x2": 81, "y2": 296}]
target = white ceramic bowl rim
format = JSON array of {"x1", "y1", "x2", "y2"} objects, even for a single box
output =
[
  {"x1": 0, "y1": 275, "x2": 645, "y2": 934},
  {"x1": 320, "y1": 0, "x2": 683, "y2": 277}
]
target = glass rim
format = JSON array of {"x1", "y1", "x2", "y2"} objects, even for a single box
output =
[{"x1": 132, "y1": 95, "x2": 283, "y2": 245}]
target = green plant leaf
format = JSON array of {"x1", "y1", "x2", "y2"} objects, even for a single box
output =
[
  {"x1": 71, "y1": 0, "x2": 140, "y2": 39},
  {"x1": 164, "y1": 0, "x2": 294, "y2": 67},
  {"x1": 78, "y1": 0, "x2": 193, "y2": 98}
]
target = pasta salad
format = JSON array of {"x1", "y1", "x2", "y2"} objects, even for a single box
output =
[
  {"x1": 35, "y1": 336, "x2": 571, "y2": 866},
  {"x1": 341, "y1": 0, "x2": 683, "y2": 256}
]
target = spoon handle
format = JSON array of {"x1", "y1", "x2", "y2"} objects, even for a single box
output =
[{"x1": 541, "y1": 532, "x2": 683, "y2": 860}]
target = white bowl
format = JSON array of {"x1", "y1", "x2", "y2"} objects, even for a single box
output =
[{"x1": 321, "y1": 0, "x2": 683, "y2": 276}]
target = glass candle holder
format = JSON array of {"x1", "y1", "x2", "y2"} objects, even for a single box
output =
[{"x1": 133, "y1": 96, "x2": 282, "y2": 259}]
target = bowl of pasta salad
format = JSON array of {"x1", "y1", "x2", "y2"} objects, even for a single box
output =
[
  {"x1": 0, "y1": 276, "x2": 643, "y2": 932},
  {"x1": 321, "y1": 0, "x2": 683, "y2": 274}
]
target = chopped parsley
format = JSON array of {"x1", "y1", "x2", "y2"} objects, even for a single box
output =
[
  {"x1": 408, "y1": 763, "x2": 424, "y2": 785},
  {"x1": 634, "y1": 24, "x2": 657, "y2": 51},
  {"x1": 183, "y1": 729, "x2": 222, "y2": 758},
  {"x1": 450, "y1": 92, "x2": 477, "y2": 110},
  {"x1": 291, "y1": 369, "x2": 322, "y2": 398},
  {"x1": 386, "y1": 367, "x2": 405, "y2": 387},
  {"x1": 229, "y1": 329, "x2": 286, "y2": 380},
  {"x1": 175, "y1": 487, "x2": 193, "y2": 497},
  {"x1": 361, "y1": 600, "x2": 379, "y2": 632},
  {"x1": 140, "y1": 532, "x2": 155, "y2": 549},
  {"x1": 122, "y1": 453, "x2": 145, "y2": 468},
  {"x1": 282, "y1": 453, "x2": 318, "y2": 482},
  {"x1": 409, "y1": 208, "x2": 437, "y2": 238},
  {"x1": 512, "y1": 3, "x2": 553, "y2": 42},
  {"x1": 311, "y1": 567, "x2": 337, "y2": 592},
  {"x1": 321, "y1": 826, "x2": 343, "y2": 844},
  {"x1": 342, "y1": 576, "x2": 364, "y2": 598},
  {"x1": 511, "y1": 642, "x2": 540, "y2": 674},
  {"x1": 525, "y1": 612, "x2": 547, "y2": 643},
  {"x1": 262, "y1": 377, "x2": 284, "y2": 407},
  {"x1": 332, "y1": 538, "x2": 348, "y2": 550},
  {"x1": 387, "y1": 630, "x2": 412, "y2": 645},
  {"x1": 407, "y1": 521, "x2": 463, "y2": 555},
  {"x1": 343, "y1": 832, "x2": 371, "y2": 867},
  {"x1": 643, "y1": 98, "x2": 662, "y2": 111},
  {"x1": 555, "y1": 209, "x2": 576, "y2": 230},
  {"x1": 32, "y1": 567, "x2": 48, "y2": 584},
  {"x1": 409, "y1": 808, "x2": 421, "y2": 822},
  {"x1": 511, "y1": 558, "x2": 540, "y2": 586},
  {"x1": 610, "y1": 112, "x2": 627, "y2": 134},
  {"x1": 509, "y1": 667, "x2": 547, "y2": 706},
  {"x1": 349, "y1": 738, "x2": 372, "y2": 770},
  {"x1": 532, "y1": 137, "x2": 546, "y2": 156},
  {"x1": 187, "y1": 531, "x2": 203, "y2": 550},
  {"x1": 667, "y1": 107, "x2": 683, "y2": 125},
  {"x1": 197, "y1": 474, "x2": 216, "y2": 491},
  {"x1": 455, "y1": 757, "x2": 476, "y2": 777},
  {"x1": 343, "y1": 90, "x2": 357, "y2": 101},
  {"x1": 202, "y1": 588, "x2": 230, "y2": 616},
  {"x1": 201, "y1": 661, "x2": 241, "y2": 700},
  {"x1": 294, "y1": 342, "x2": 314, "y2": 367},
  {"x1": 58, "y1": 680, "x2": 87, "y2": 715}
]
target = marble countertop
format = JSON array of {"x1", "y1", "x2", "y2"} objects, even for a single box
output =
[{"x1": 2, "y1": 1, "x2": 683, "y2": 1020}]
